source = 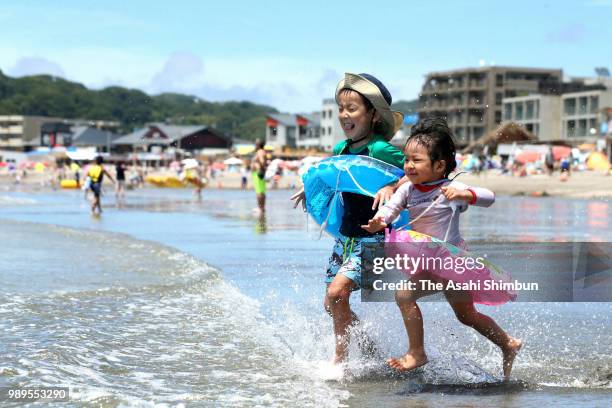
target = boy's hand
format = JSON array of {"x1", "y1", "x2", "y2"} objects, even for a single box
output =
[
  {"x1": 373, "y1": 185, "x2": 395, "y2": 210},
  {"x1": 440, "y1": 186, "x2": 473, "y2": 202},
  {"x1": 361, "y1": 215, "x2": 388, "y2": 233},
  {"x1": 290, "y1": 187, "x2": 306, "y2": 210}
]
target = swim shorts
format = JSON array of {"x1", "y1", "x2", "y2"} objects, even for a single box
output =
[
  {"x1": 252, "y1": 171, "x2": 266, "y2": 194},
  {"x1": 325, "y1": 233, "x2": 385, "y2": 290}
]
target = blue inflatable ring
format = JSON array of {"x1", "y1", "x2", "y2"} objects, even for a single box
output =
[{"x1": 302, "y1": 155, "x2": 410, "y2": 237}]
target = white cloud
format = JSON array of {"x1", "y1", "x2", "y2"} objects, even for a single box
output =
[
  {"x1": 0, "y1": 47, "x2": 423, "y2": 112},
  {"x1": 149, "y1": 52, "x2": 205, "y2": 93},
  {"x1": 8, "y1": 57, "x2": 65, "y2": 77}
]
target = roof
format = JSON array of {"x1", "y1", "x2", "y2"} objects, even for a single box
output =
[
  {"x1": 72, "y1": 126, "x2": 122, "y2": 146},
  {"x1": 299, "y1": 112, "x2": 321, "y2": 127},
  {"x1": 112, "y1": 124, "x2": 229, "y2": 146},
  {"x1": 267, "y1": 113, "x2": 297, "y2": 127}
]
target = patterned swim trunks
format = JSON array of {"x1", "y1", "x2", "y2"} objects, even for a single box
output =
[{"x1": 325, "y1": 233, "x2": 385, "y2": 290}]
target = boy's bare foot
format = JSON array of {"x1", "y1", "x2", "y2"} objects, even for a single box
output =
[
  {"x1": 502, "y1": 337, "x2": 522, "y2": 380},
  {"x1": 387, "y1": 351, "x2": 428, "y2": 372}
]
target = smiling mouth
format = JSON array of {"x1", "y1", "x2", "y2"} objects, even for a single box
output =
[{"x1": 342, "y1": 123, "x2": 355, "y2": 131}]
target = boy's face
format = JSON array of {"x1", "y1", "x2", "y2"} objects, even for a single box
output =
[
  {"x1": 403, "y1": 140, "x2": 446, "y2": 184},
  {"x1": 337, "y1": 90, "x2": 376, "y2": 141}
]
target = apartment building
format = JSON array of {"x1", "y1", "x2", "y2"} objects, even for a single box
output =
[
  {"x1": 319, "y1": 98, "x2": 343, "y2": 152},
  {"x1": 0, "y1": 115, "x2": 63, "y2": 151},
  {"x1": 561, "y1": 89, "x2": 612, "y2": 140},
  {"x1": 418, "y1": 66, "x2": 562, "y2": 144},
  {"x1": 502, "y1": 95, "x2": 562, "y2": 141}
]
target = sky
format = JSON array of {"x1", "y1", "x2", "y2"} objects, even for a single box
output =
[{"x1": 0, "y1": 0, "x2": 610, "y2": 112}]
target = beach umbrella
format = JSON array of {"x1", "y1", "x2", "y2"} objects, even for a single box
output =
[
  {"x1": 181, "y1": 158, "x2": 199, "y2": 169},
  {"x1": 586, "y1": 152, "x2": 610, "y2": 171},
  {"x1": 514, "y1": 150, "x2": 541, "y2": 164},
  {"x1": 577, "y1": 143, "x2": 596, "y2": 152},
  {"x1": 211, "y1": 162, "x2": 225, "y2": 170},
  {"x1": 552, "y1": 146, "x2": 572, "y2": 161},
  {"x1": 223, "y1": 157, "x2": 243, "y2": 166}
]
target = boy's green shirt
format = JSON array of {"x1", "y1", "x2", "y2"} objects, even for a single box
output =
[{"x1": 332, "y1": 134, "x2": 404, "y2": 169}]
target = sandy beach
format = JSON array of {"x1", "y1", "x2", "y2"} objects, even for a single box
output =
[{"x1": 2, "y1": 169, "x2": 611, "y2": 199}]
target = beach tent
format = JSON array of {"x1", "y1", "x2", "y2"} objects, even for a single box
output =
[{"x1": 586, "y1": 152, "x2": 610, "y2": 171}]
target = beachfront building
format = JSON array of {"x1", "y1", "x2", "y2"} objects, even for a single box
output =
[
  {"x1": 418, "y1": 66, "x2": 562, "y2": 145},
  {"x1": 70, "y1": 126, "x2": 123, "y2": 152},
  {"x1": 320, "y1": 98, "x2": 343, "y2": 152},
  {"x1": 561, "y1": 89, "x2": 612, "y2": 141},
  {"x1": 296, "y1": 113, "x2": 321, "y2": 149},
  {"x1": 502, "y1": 95, "x2": 562, "y2": 141},
  {"x1": 0, "y1": 115, "x2": 64, "y2": 151},
  {"x1": 113, "y1": 124, "x2": 232, "y2": 155},
  {"x1": 265, "y1": 113, "x2": 322, "y2": 150}
]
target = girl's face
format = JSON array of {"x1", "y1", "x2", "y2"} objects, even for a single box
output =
[
  {"x1": 404, "y1": 140, "x2": 446, "y2": 184},
  {"x1": 337, "y1": 90, "x2": 378, "y2": 141}
]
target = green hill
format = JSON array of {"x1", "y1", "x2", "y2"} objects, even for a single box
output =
[{"x1": 0, "y1": 70, "x2": 277, "y2": 141}]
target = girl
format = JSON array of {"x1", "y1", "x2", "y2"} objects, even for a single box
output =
[
  {"x1": 292, "y1": 72, "x2": 404, "y2": 364},
  {"x1": 362, "y1": 118, "x2": 522, "y2": 380}
]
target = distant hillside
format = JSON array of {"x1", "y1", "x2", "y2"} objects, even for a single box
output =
[
  {"x1": 0, "y1": 70, "x2": 278, "y2": 141},
  {"x1": 392, "y1": 99, "x2": 418, "y2": 115}
]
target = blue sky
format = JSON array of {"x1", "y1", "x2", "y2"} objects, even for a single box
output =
[{"x1": 0, "y1": 0, "x2": 610, "y2": 112}]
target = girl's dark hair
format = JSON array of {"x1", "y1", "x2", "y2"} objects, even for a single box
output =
[{"x1": 407, "y1": 117, "x2": 457, "y2": 177}]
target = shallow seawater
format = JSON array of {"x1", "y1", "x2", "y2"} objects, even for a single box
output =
[{"x1": 0, "y1": 188, "x2": 610, "y2": 407}]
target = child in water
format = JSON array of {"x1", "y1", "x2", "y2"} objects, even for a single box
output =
[
  {"x1": 362, "y1": 118, "x2": 522, "y2": 380},
  {"x1": 292, "y1": 73, "x2": 405, "y2": 364}
]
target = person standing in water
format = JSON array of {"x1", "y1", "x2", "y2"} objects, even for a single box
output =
[
  {"x1": 291, "y1": 73, "x2": 405, "y2": 365},
  {"x1": 115, "y1": 161, "x2": 127, "y2": 207},
  {"x1": 362, "y1": 118, "x2": 522, "y2": 380},
  {"x1": 251, "y1": 139, "x2": 268, "y2": 213},
  {"x1": 87, "y1": 156, "x2": 115, "y2": 214}
]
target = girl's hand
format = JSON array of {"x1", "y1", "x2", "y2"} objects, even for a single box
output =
[
  {"x1": 440, "y1": 186, "x2": 473, "y2": 202},
  {"x1": 372, "y1": 184, "x2": 395, "y2": 210},
  {"x1": 290, "y1": 187, "x2": 306, "y2": 210},
  {"x1": 361, "y1": 215, "x2": 388, "y2": 233}
]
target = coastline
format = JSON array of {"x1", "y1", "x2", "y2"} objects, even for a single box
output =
[{"x1": 1, "y1": 170, "x2": 611, "y2": 199}]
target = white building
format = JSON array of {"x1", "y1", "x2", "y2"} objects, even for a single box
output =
[
  {"x1": 265, "y1": 113, "x2": 323, "y2": 150},
  {"x1": 319, "y1": 98, "x2": 343, "y2": 152},
  {"x1": 561, "y1": 89, "x2": 612, "y2": 140},
  {"x1": 502, "y1": 95, "x2": 561, "y2": 141}
]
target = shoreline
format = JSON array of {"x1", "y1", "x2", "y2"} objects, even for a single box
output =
[{"x1": 1, "y1": 170, "x2": 611, "y2": 199}]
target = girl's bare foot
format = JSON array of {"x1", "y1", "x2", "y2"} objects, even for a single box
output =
[
  {"x1": 387, "y1": 351, "x2": 428, "y2": 372},
  {"x1": 502, "y1": 337, "x2": 522, "y2": 380}
]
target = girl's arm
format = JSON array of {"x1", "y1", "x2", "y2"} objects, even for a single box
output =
[
  {"x1": 441, "y1": 183, "x2": 495, "y2": 207},
  {"x1": 376, "y1": 182, "x2": 411, "y2": 223}
]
